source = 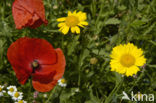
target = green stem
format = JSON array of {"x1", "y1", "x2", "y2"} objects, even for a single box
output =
[
  {"x1": 45, "y1": 30, "x2": 60, "y2": 33},
  {"x1": 61, "y1": 34, "x2": 64, "y2": 49},
  {"x1": 78, "y1": 54, "x2": 82, "y2": 86},
  {"x1": 128, "y1": 68, "x2": 145, "y2": 92},
  {"x1": 104, "y1": 77, "x2": 124, "y2": 103},
  {"x1": 45, "y1": 87, "x2": 57, "y2": 103},
  {"x1": 28, "y1": 79, "x2": 32, "y2": 101}
]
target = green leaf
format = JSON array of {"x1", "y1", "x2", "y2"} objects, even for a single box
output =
[
  {"x1": 143, "y1": 23, "x2": 155, "y2": 35},
  {"x1": 118, "y1": 5, "x2": 126, "y2": 11},
  {"x1": 92, "y1": 49, "x2": 99, "y2": 55},
  {"x1": 105, "y1": 18, "x2": 121, "y2": 25},
  {"x1": 130, "y1": 19, "x2": 146, "y2": 28},
  {"x1": 67, "y1": 35, "x2": 80, "y2": 56},
  {"x1": 60, "y1": 88, "x2": 79, "y2": 103},
  {"x1": 85, "y1": 88, "x2": 101, "y2": 103},
  {"x1": 149, "y1": 40, "x2": 156, "y2": 46},
  {"x1": 80, "y1": 49, "x2": 90, "y2": 66}
]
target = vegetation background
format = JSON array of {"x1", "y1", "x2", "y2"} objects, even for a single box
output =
[{"x1": 0, "y1": 0, "x2": 156, "y2": 103}]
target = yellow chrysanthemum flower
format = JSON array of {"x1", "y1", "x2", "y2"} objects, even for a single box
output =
[
  {"x1": 110, "y1": 43, "x2": 146, "y2": 76},
  {"x1": 57, "y1": 11, "x2": 88, "y2": 35}
]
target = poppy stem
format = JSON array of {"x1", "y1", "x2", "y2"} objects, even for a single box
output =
[
  {"x1": 28, "y1": 78, "x2": 32, "y2": 101},
  {"x1": 45, "y1": 86, "x2": 57, "y2": 103}
]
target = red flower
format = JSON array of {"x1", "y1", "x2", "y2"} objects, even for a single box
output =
[
  {"x1": 12, "y1": 0, "x2": 48, "y2": 29},
  {"x1": 7, "y1": 37, "x2": 66, "y2": 92}
]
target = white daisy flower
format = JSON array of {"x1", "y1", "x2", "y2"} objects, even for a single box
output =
[
  {"x1": 15, "y1": 100, "x2": 27, "y2": 103},
  {"x1": 43, "y1": 94, "x2": 47, "y2": 98},
  {"x1": 7, "y1": 85, "x2": 17, "y2": 96},
  {"x1": 12, "y1": 91, "x2": 23, "y2": 101},
  {"x1": 58, "y1": 78, "x2": 67, "y2": 87},
  {"x1": 0, "y1": 85, "x2": 6, "y2": 97}
]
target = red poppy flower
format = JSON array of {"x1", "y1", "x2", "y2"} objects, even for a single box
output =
[
  {"x1": 12, "y1": 0, "x2": 48, "y2": 29},
  {"x1": 7, "y1": 37, "x2": 66, "y2": 92}
]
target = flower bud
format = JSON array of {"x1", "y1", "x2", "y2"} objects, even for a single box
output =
[{"x1": 90, "y1": 57, "x2": 98, "y2": 64}]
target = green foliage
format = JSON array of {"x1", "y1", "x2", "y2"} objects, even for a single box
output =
[
  {"x1": 105, "y1": 18, "x2": 121, "y2": 25},
  {"x1": 0, "y1": 0, "x2": 156, "y2": 103}
]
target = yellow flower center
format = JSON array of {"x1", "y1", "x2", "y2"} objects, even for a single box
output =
[
  {"x1": 120, "y1": 54, "x2": 135, "y2": 67},
  {"x1": 14, "y1": 92, "x2": 19, "y2": 98},
  {"x1": 0, "y1": 87, "x2": 2, "y2": 92},
  {"x1": 65, "y1": 16, "x2": 79, "y2": 27},
  {"x1": 18, "y1": 100, "x2": 23, "y2": 103},
  {"x1": 9, "y1": 88, "x2": 14, "y2": 92},
  {"x1": 61, "y1": 79, "x2": 66, "y2": 84}
]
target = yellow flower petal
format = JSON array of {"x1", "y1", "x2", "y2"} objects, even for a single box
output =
[
  {"x1": 78, "y1": 13, "x2": 87, "y2": 21},
  {"x1": 71, "y1": 27, "x2": 76, "y2": 33},
  {"x1": 126, "y1": 66, "x2": 140, "y2": 76},
  {"x1": 79, "y1": 21, "x2": 88, "y2": 27},
  {"x1": 58, "y1": 23, "x2": 66, "y2": 27},
  {"x1": 59, "y1": 26, "x2": 64, "y2": 31},
  {"x1": 61, "y1": 26, "x2": 69, "y2": 35},
  {"x1": 57, "y1": 17, "x2": 66, "y2": 22},
  {"x1": 75, "y1": 26, "x2": 80, "y2": 34},
  {"x1": 73, "y1": 10, "x2": 77, "y2": 15},
  {"x1": 68, "y1": 11, "x2": 72, "y2": 16},
  {"x1": 135, "y1": 56, "x2": 146, "y2": 66}
]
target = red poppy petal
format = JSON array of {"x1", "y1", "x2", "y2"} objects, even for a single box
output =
[
  {"x1": 32, "y1": 79, "x2": 57, "y2": 92},
  {"x1": 32, "y1": 71, "x2": 56, "y2": 84},
  {"x1": 52, "y1": 48, "x2": 66, "y2": 80},
  {"x1": 29, "y1": 39, "x2": 57, "y2": 65},
  {"x1": 16, "y1": 37, "x2": 57, "y2": 65},
  {"x1": 12, "y1": 0, "x2": 48, "y2": 29},
  {"x1": 35, "y1": 48, "x2": 66, "y2": 76},
  {"x1": 12, "y1": 1, "x2": 33, "y2": 29},
  {"x1": 27, "y1": 0, "x2": 47, "y2": 23},
  {"x1": 7, "y1": 37, "x2": 57, "y2": 69},
  {"x1": 13, "y1": 67, "x2": 30, "y2": 84},
  {"x1": 32, "y1": 48, "x2": 66, "y2": 92},
  {"x1": 32, "y1": 71, "x2": 57, "y2": 92},
  {"x1": 7, "y1": 37, "x2": 58, "y2": 85},
  {"x1": 7, "y1": 38, "x2": 33, "y2": 74},
  {"x1": 32, "y1": 68, "x2": 57, "y2": 92}
]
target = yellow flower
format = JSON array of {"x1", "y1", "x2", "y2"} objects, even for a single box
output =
[
  {"x1": 57, "y1": 11, "x2": 88, "y2": 35},
  {"x1": 110, "y1": 43, "x2": 146, "y2": 76}
]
